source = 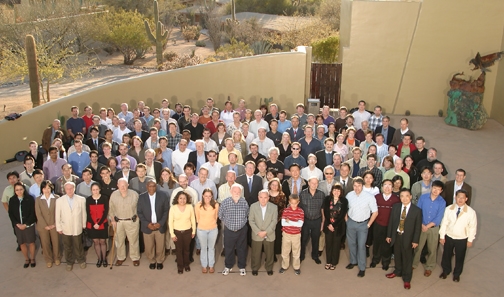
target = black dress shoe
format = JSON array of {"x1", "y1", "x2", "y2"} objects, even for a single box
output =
[
  {"x1": 102, "y1": 260, "x2": 108, "y2": 268},
  {"x1": 252, "y1": 270, "x2": 258, "y2": 276},
  {"x1": 23, "y1": 260, "x2": 30, "y2": 268},
  {"x1": 357, "y1": 270, "x2": 365, "y2": 277},
  {"x1": 346, "y1": 263, "x2": 357, "y2": 269},
  {"x1": 318, "y1": 251, "x2": 323, "y2": 257},
  {"x1": 453, "y1": 275, "x2": 460, "y2": 282},
  {"x1": 96, "y1": 260, "x2": 102, "y2": 268},
  {"x1": 313, "y1": 258, "x2": 322, "y2": 264},
  {"x1": 149, "y1": 263, "x2": 156, "y2": 270},
  {"x1": 382, "y1": 265, "x2": 389, "y2": 271},
  {"x1": 370, "y1": 262, "x2": 377, "y2": 268},
  {"x1": 185, "y1": 266, "x2": 191, "y2": 272},
  {"x1": 178, "y1": 270, "x2": 183, "y2": 274},
  {"x1": 16, "y1": 246, "x2": 21, "y2": 252},
  {"x1": 157, "y1": 263, "x2": 163, "y2": 270},
  {"x1": 267, "y1": 271, "x2": 273, "y2": 276},
  {"x1": 439, "y1": 272, "x2": 448, "y2": 279},
  {"x1": 30, "y1": 259, "x2": 36, "y2": 268}
]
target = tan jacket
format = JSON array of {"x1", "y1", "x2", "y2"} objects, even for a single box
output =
[
  {"x1": 248, "y1": 202, "x2": 278, "y2": 242},
  {"x1": 55, "y1": 194, "x2": 86, "y2": 236},
  {"x1": 35, "y1": 194, "x2": 60, "y2": 230}
]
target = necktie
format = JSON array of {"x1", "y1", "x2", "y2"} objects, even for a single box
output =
[
  {"x1": 95, "y1": 139, "x2": 98, "y2": 149},
  {"x1": 399, "y1": 206, "x2": 406, "y2": 233},
  {"x1": 292, "y1": 179, "x2": 298, "y2": 195},
  {"x1": 342, "y1": 179, "x2": 346, "y2": 189},
  {"x1": 248, "y1": 177, "x2": 252, "y2": 192},
  {"x1": 294, "y1": 129, "x2": 297, "y2": 139},
  {"x1": 456, "y1": 207, "x2": 461, "y2": 218}
]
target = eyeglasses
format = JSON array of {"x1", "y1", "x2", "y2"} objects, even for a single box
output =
[
  {"x1": 292, "y1": 148, "x2": 300, "y2": 150},
  {"x1": 324, "y1": 172, "x2": 334, "y2": 175}
]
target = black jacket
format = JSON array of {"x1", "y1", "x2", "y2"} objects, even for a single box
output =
[{"x1": 8, "y1": 193, "x2": 37, "y2": 226}]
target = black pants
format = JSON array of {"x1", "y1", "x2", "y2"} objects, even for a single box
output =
[
  {"x1": 174, "y1": 229, "x2": 192, "y2": 270},
  {"x1": 393, "y1": 234, "x2": 414, "y2": 283},
  {"x1": 325, "y1": 230, "x2": 343, "y2": 265},
  {"x1": 224, "y1": 226, "x2": 248, "y2": 269},
  {"x1": 441, "y1": 235, "x2": 468, "y2": 277},
  {"x1": 372, "y1": 223, "x2": 392, "y2": 267},
  {"x1": 301, "y1": 217, "x2": 321, "y2": 261},
  {"x1": 274, "y1": 220, "x2": 282, "y2": 255}
]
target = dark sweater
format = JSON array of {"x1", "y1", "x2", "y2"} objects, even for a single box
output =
[{"x1": 374, "y1": 193, "x2": 400, "y2": 227}]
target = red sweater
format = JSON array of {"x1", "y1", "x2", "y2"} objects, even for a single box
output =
[
  {"x1": 282, "y1": 206, "x2": 304, "y2": 235},
  {"x1": 396, "y1": 143, "x2": 416, "y2": 157},
  {"x1": 374, "y1": 193, "x2": 400, "y2": 227}
]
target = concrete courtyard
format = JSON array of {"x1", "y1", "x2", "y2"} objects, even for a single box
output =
[{"x1": 0, "y1": 115, "x2": 502, "y2": 297}]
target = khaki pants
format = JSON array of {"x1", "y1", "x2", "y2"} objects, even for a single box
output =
[
  {"x1": 165, "y1": 220, "x2": 176, "y2": 250},
  {"x1": 115, "y1": 220, "x2": 140, "y2": 261},
  {"x1": 319, "y1": 232, "x2": 325, "y2": 252},
  {"x1": 38, "y1": 227, "x2": 60, "y2": 264},
  {"x1": 413, "y1": 226, "x2": 440, "y2": 271},
  {"x1": 62, "y1": 234, "x2": 85, "y2": 264},
  {"x1": 144, "y1": 230, "x2": 166, "y2": 263},
  {"x1": 281, "y1": 232, "x2": 301, "y2": 270}
]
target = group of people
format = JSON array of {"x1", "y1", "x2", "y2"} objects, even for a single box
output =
[{"x1": 1, "y1": 98, "x2": 477, "y2": 288}]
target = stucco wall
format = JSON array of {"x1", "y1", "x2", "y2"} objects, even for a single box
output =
[
  {"x1": 491, "y1": 27, "x2": 504, "y2": 126},
  {"x1": 0, "y1": 51, "x2": 307, "y2": 162},
  {"x1": 340, "y1": 0, "x2": 504, "y2": 117}
]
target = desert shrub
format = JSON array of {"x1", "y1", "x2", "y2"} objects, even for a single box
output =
[
  {"x1": 182, "y1": 25, "x2": 201, "y2": 42},
  {"x1": 164, "y1": 51, "x2": 177, "y2": 62},
  {"x1": 251, "y1": 40, "x2": 272, "y2": 55},
  {"x1": 205, "y1": 38, "x2": 253, "y2": 62},
  {"x1": 311, "y1": 35, "x2": 339, "y2": 63},
  {"x1": 164, "y1": 53, "x2": 202, "y2": 70},
  {"x1": 195, "y1": 40, "x2": 206, "y2": 47}
]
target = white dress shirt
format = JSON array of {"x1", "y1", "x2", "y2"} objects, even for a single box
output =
[{"x1": 149, "y1": 193, "x2": 157, "y2": 223}]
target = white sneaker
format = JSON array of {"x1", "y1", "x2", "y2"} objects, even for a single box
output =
[
  {"x1": 240, "y1": 268, "x2": 246, "y2": 276},
  {"x1": 222, "y1": 267, "x2": 232, "y2": 275}
]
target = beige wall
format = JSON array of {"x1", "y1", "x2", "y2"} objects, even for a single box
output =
[
  {"x1": 491, "y1": 27, "x2": 504, "y2": 125},
  {"x1": 340, "y1": 0, "x2": 504, "y2": 117},
  {"x1": 0, "y1": 51, "x2": 308, "y2": 162}
]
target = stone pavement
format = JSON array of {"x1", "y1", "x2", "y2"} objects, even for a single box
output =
[{"x1": 0, "y1": 116, "x2": 502, "y2": 296}]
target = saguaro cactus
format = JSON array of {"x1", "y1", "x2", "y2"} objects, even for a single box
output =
[
  {"x1": 145, "y1": 0, "x2": 168, "y2": 67},
  {"x1": 25, "y1": 34, "x2": 40, "y2": 108}
]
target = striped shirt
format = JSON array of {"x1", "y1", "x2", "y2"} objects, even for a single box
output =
[
  {"x1": 282, "y1": 206, "x2": 304, "y2": 234},
  {"x1": 218, "y1": 197, "x2": 249, "y2": 231}
]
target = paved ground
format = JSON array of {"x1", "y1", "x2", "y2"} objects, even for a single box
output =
[{"x1": 0, "y1": 115, "x2": 502, "y2": 296}]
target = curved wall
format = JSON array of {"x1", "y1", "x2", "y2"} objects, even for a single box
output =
[{"x1": 0, "y1": 51, "x2": 308, "y2": 162}]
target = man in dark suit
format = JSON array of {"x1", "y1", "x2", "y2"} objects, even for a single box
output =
[
  {"x1": 237, "y1": 161, "x2": 263, "y2": 247},
  {"x1": 374, "y1": 116, "x2": 396, "y2": 145},
  {"x1": 315, "y1": 138, "x2": 335, "y2": 172},
  {"x1": 281, "y1": 164, "x2": 308, "y2": 198},
  {"x1": 188, "y1": 140, "x2": 208, "y2": 173},
  {"x1": 143, "y1": 149, "x2": 163, "y2": 181},
  {"x1": 385, "y1": 188, "x2": 422, "y2": 290},
  {"x1": 286, "y1": 116, "x2": 305, "y2": 142},
  {"x1": 85, "y1": 127, "x2": 105, "y2": 153},
  {"x1": 114, "y1": 158, "x2": 138, "y2": 182},
  {"x1": 335, "y1": 163, "x2": 354, "y2": 194},
  {"x1": 218, "y1": 152, "x2": 245, "y2": 186},
  {"x1": 128, "y1": 119, "x2": 149, "y2": 144},
  {"x1": 441, "y1": 169, "x2": 472, "y2": 206},
  {"x1": 137, "y1": 180, "x2": 170, "y2": 270},
  {"x1": 237, "y1": 161, "x2": 263, "y2": 206}
]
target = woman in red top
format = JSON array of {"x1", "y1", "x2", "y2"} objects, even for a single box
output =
[
  {"x1": 86, "y1": 183, "x2": 109, "y2": 268},
  {"x1": 206, "y1": 109, "x2": 223, "y2": 135}
]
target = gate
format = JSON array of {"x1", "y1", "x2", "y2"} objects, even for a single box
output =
[{"x1": 310, "y1": 63, "x2": 342, "y2": 108}]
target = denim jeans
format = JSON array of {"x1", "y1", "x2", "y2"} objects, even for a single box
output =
[{"x1": 197, "y1": 228, "x2": 218, "y2": 267}]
